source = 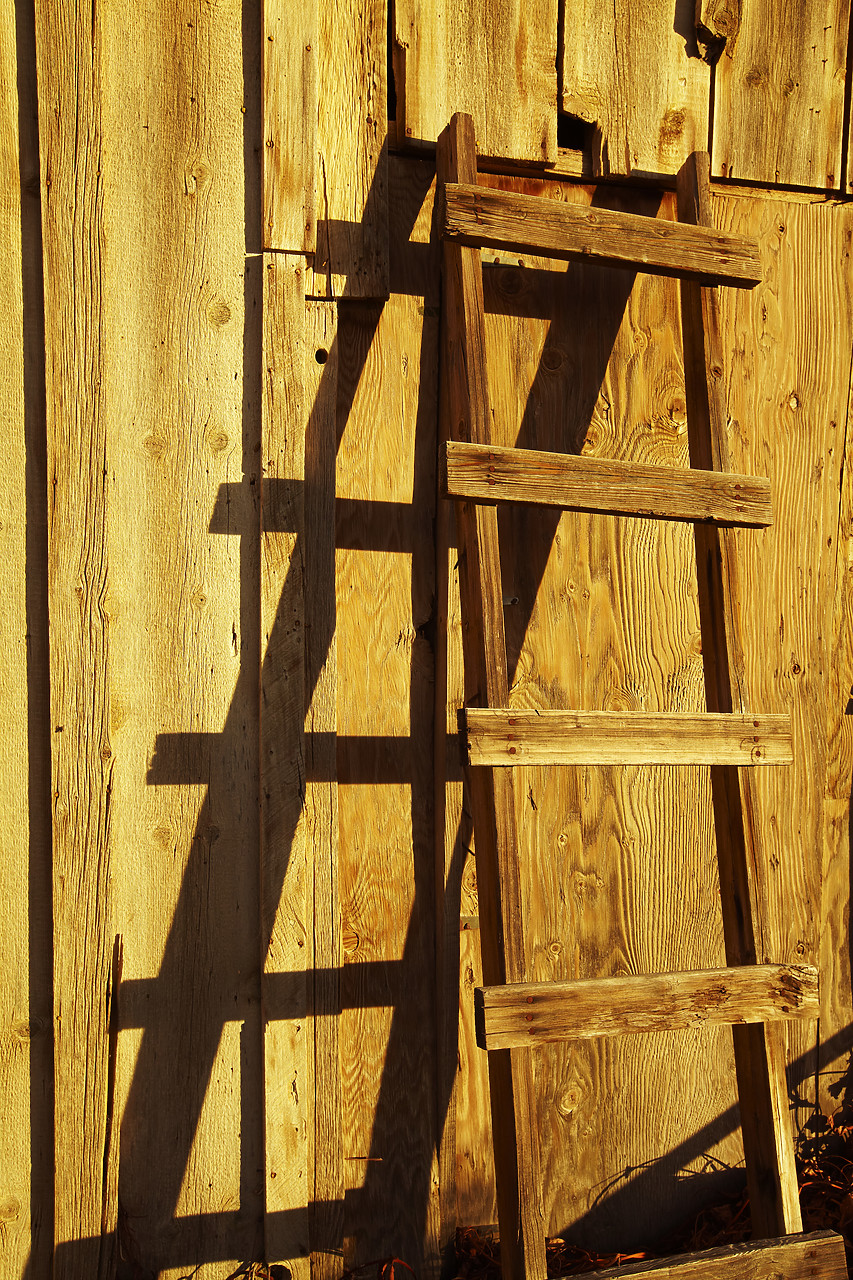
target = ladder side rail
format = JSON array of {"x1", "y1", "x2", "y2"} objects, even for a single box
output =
[
  {"x1": 437, "y1": 111, "x2": 547, "y2": 1280},
  {"x1": 677, "y1": 152, "x2": 802, "y2": 1237}
]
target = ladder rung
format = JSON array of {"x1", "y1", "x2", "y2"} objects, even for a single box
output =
[
  {"x1": 577, "y1": 1233, "x2": 847, "y2": 1280},
  {"x1": 442, "y1": 441, "x2": 773, "y2": 527},
  {"x1": 465, "y1": 710, "x2": 793, "y2": 767},
  {"x1": 442, "y1": 183, "x2": 762, "y2": 287},
  {"x1": 474, "y1": 964, "x2": 819, "y2": 1051}
]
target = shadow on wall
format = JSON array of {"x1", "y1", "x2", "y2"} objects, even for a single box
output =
[{"x1": 20, "y1": 1, "x2": 853, "y2": 1272}]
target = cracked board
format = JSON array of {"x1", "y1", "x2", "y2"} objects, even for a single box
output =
[
  {"x1": 0, "y1": 0, "x2": 52, "y2": 1275},
  {"x1": 560, "y1": 0, "x2": 710, "y2": 179},
  {"x1": 394, "y1": 0, "x2": 557, "y2": 163},
  {"x1": 264, "y1": 0, "x2": 389, "y2": 298},
  {"x1": 709, "y1": 0, "x2": 851, "y2": 189}
]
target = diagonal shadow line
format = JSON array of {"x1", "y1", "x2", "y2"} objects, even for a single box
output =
[{"x1": 54, "y1": 1020, "x2": 853, "y2": 1271}]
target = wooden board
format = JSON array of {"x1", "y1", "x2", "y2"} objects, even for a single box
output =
[
  {"x1": 261, "y1": 256, "x2": 310, "y2": 1278},
  {"x1": 468, "y1": 173, "x2": 745, "y2": 1245},
  {"x1": 306, "y1": 0, "x2": 388, "y2": 297},
  {"x1": 303, "y1": 300, "x2": 342, "y2": 1280},
  {"x1": 34, "y1": 1, "x2": 118, "y2": 1271},
  {"x1": 334, "y1": 154, "x2": 442, "y2": 1273},
  {"x1": 262, "y1": 0, "x2": 317, "y2": 252},
  {"x1": 476, "y1": 964, "x2": 819, "y2": 1049},
  {"x1": 443, "y1": 184, "x2": 762, "y2": 284},
  {"x1": 714, "y1": 194, "x2": 853, "y2": 1143},
  {"x1": 76, "y1": 2, "x2": 264, "y2": 1275},
  {"x1": 560, "y1": 0, "x2": 710, "y2": 179},
  {"x1": 394, "y1": 0, "x2": 557, "y2": 163},
  {"x1": 710, "y1": 0, "x2": 851, "y2": 189},
  {"x1": 264, "y1": 0, "x2": 388, "y2": 295},
  {"x1": 592, "y1": 1230, "x2": 847, "y2": 1279},
  {"x1": 465, "y1": 710, "x2": 792, "y2": 767},
  {"x1": 442, "y1": 442, "x2": 773, "y2": 526},
  {"x1": 0, "y1": 1, "x2": 51, "y2": 1274}
]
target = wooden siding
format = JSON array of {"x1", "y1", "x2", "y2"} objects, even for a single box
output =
[{"x1": 5, "y1": 0, "x2": 853, "y2": 1275}]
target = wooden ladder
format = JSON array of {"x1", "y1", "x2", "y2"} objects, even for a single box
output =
[{"x1": 436, "y1": 113, "x2": 846, "y2": 1280}]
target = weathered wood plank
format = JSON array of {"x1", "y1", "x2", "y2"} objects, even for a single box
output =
[
  {"x1": 678, "y1": 152, "x2": 801, "y2": 1238},
  {"x1": 96, "y1": 2, "x2": 265, "y2": 1273},
  {"x1": 466, "y1": 710, "x2": 792, "y2": 767},
  {"x1": 592, "y1": 1231, "x2": 847, "y2": 1279},
  {"x1": 443, "y1": 184, "x2": 762, "y2": 285},
  {"x1": 439, "y1": 114, "x2": 546, "y2": 1280},
  {"x1": 443, "y1": 441, "x2": 773, "y2": 525},
  {"x1": 335, "y1": 277, "x2": 441, "y2": 1272},
  {"x1": 394, "y1": 0, "x2": 557, "y2": 162},
  {"x1": 34, "y1": 0, "x2": 117, "y2": 1270},
  {"x1": 560, "y1": 0, "x2": 710, "y2": 179},
  {"x1": 262, "y1": 0, "x2": 316, "y2": 252},
  {"x1": 475, "y1": 964, "x2": 819, "y2": 1050},
  {"x1": 711, "y1": 0, "x2": 850, "y2": 189},
  {"x1": 0, "y1": 0, "x2": 51, "y2": 1271},
  {"x1": 304, "y1": 301, "x2": 343, "y2": 1280},
  {"x1": 261, "y1": 256, "x2": 309, "y2": 1277},
  {"x1": 305, "y1": 0, "x2": 389, "y2": 297}
]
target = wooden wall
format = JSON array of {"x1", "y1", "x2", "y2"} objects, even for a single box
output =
[{"x1": 3, "y1": 0, "x2": 853, "y2": 1277}]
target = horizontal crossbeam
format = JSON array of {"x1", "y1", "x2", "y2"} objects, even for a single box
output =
[
  {"x1": 441, "y1": 441, "x2": 772, "y2": 526},
  {"x1": 464, "y1": 710, "x2": 793, "y2": 767},
  {"x1": 442, "y1": 183, "x2": 762, "y2": 286},
  {"x1": 590, "y1": 1231, "x2": 846, "y2": 1279},
  {"x1": 475, "y1": 964, "x2": 819, "y2": 1050}
]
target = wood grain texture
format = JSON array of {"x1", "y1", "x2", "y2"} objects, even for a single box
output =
[
  {"x1": 262, "y1": 257, "x2": 309, "y2": 1276},
  {"x1": 263, "y1": 0, "x2": 316, "y2": 251},
  {"x1": 35, "y1": 0, "x2": 117, "y2": 1270},
  {"x1": 560, "y1": 0, "x2": 710, "y2": 179},
  {"x1": 394, "y1": 0, "x2": 557, "y2": 162},
  {"x1": 0, "y1": 1, "x2": 50, "y2": 1273},
  {"x1": 466, "y1": 710, "x2": 792, "y2": 767},
  {"x1": 820, "y1": 212, "x2": 853, "y2": 1116},
  {"x1": 92, "y1": 1, "x2": 263, "y2": 1274},
  {"x1": 591, "y1": 1230, "x2": 847, "y2": 1279},
  {"x1": 439, "y1": 115, "x2": 546, "y2": 1280},
  {"x1": 475, "y1": 965, "x2": 819, "y2": 1050},
  {"x1": 711, "y1": 0, "x2": 851, "y2": 189},
  {"x1": 713, "y1": 194, "x2": 853, "y2": 1162},
  {"x1": 443, "y1": 441, "x2": 773, "y2": 526},
  {"x1": 443, "y1": 184, "x2": 762, "y2": 284},
  {"x1": 304, "y1": 301, "x2": 342, "y2": 1280},
  {"x1": 678, "y1": 152, "x2": 801, "y2": 1238},
  {"x1": 304, "y1": 0, "x2": 388, "y2": 297},
  {"x1": 334, "y1": 160, "x2": 441, "y2": 1270},
  {"x1": 471, "y1": 172, "x2": 743, "y2": 1246}
]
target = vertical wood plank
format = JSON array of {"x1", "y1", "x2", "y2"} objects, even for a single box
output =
[
  {"x1": 0, "y1": 0, "x2": 51, "y2": 1272},
  {"x1": 262, "y1": 255, "x2": 309, "y2": 1277},
  {"x1": 34, "y1": 0, "x2": 117, "y2": 1271},
  {"x1": 394, "y1": 0, "x2": 557, "y2": 163},
  {"x1": 304, "y1": 301, "x2": 343, "y2": 1280},
  {"x1": 711, "y1": 0, "x2": 851, "y2": 189},
  {"x1": 305, "y1": 0, "x2": 389, "y2": 299},
  {"x1": 560, "y1": 0, "x2": 710, "y2": 179},
  {"x1": 98, "y1": 1, "x2": 264, "y2": 1273},
  {"x1": 263, "y1": 0, "x2": 317, "y2": 252}
]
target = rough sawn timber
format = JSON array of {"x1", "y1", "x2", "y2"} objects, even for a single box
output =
[
  {"x1": 442, "y1": 441, "x2": 773, "y2": 525},
  {"x1": 465, "y1": 710, "x2": 793, "y2": 767},
  {"x1": 591, "y1": 1230, "x2": 847, "y2": 1278},
  {"x1": 711, "y1": 0, "x2": 851, "y2": 189},
  {"x1": 443, "y1": 184, "x2": 762, "y2": 285},
  {"x1": 560, "y1": 0, "x2": 710, "y2": 179},
  {"x1": 394, "y1": 0, "x2": 557, "y2": 162},
  {"x1": 475, "y1": 964, "x2": 819, "y2": 1050}
]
